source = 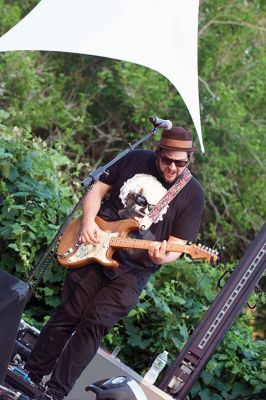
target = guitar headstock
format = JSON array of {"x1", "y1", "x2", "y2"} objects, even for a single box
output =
[{"x1": 188, "y1": 243, "x2": 219, "y2": 266}]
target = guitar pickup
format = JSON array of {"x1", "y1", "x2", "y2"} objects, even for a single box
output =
[{"x1": 60, "y1": 248, "x2": 74, "y2": 258}]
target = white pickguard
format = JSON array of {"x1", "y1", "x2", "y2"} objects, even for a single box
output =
[{"x1": 67, "y1": 231, "x2": 119, "y2": 265}]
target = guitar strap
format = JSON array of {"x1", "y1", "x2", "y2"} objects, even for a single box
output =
[{"x1": 139, "y1": 167, "x2": 192, "y2": 231}]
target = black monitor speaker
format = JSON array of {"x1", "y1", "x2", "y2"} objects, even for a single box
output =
[{"x1": 0, "y1": 268, "x2": 29, "y2": 384}]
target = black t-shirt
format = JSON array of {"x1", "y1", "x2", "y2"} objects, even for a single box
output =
[{"x1": 98, "y1": 149, "x2": 204, "y2": 291}]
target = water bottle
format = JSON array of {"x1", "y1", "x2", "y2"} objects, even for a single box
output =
[
  {"x1": 111, "y1": 346, "x2": 121, "y2": 358},
  {"x1": 143, "y1": 351, "x2": 168, "y2": 384}
]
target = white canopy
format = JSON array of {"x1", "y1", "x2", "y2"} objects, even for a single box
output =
[{"x1": 0, "y1": 0, "x2": 204, "y2": 152}]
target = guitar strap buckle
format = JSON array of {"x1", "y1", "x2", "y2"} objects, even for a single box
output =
[{"x1": 139, "y1": 215, "x2": 153, "y2": 231}]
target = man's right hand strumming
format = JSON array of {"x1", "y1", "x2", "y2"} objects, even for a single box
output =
[{"x1": 79, "y1": 220, "x2": 103, "y2": 245}]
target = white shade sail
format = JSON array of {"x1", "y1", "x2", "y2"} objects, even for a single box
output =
[{"x1": 0, "y1": 0, "x2": 204, "y2": 152}]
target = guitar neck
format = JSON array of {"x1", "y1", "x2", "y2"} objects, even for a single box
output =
[{"x1": 110, "y1": 237, "x2": 187, "y2": 254}]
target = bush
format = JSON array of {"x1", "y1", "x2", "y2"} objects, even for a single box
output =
[{"x1": 0, "y1": 121, "x2": 77, "y2": 320}]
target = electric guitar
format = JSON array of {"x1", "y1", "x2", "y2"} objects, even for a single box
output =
[{"x1": 57, "y1": 216, "x2": 218, "y2": 268}]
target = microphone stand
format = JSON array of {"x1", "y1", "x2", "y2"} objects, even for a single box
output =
[{"x1": 26, "y1": 125, "x2": 158, "y2": 300}]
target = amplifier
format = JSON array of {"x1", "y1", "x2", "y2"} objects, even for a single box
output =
[
  {"x1": 17, "y1": 321, "x2": 40, "y2": 351},
  {"x1": 0, "y1": 269, "x2": 28, "y2": 384},
  {"x1": 11, "y1": 321, "x2": 40, "y2": 363},
  {"x1": 65, "y1": 348, "x2": 174, "y2": 400}
]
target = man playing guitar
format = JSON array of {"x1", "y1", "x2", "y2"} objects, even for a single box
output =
[{"x1": 26, "y1": 126, "x2": 204, "y2": 400}]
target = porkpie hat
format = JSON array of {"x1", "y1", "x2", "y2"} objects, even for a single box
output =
[{"x1": 153, "y1": 127, "x2": 196, "y2": 152}]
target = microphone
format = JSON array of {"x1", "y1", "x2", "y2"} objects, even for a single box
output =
[{"x1": 149, "y1": 116, "x2": 173, "y2": 130}]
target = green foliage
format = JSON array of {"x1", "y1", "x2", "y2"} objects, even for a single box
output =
[
  {"x1": 0, "y1": 0, "x2": 37, "y2": 37},
  {"x1": 103, "y1": 260, "x2": 266, "y2": 399},
  {"x1": 0, "y1": 0, "x2": 22, "y2": 36},
  {"x1": 0, "y1": 123, "x2": 76, "y2": 319},
  {"x1": 197, "y1": 0, "x2": 266, "y2": 258}
]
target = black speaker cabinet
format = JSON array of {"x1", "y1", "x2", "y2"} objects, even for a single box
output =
[{"x1": 0, "y1": 269, "x2": 29, "y2": 384}]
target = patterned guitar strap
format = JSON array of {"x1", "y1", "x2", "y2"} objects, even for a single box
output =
[{"x1": 139, "y1": 167, "x2": 192, "y2": 231}]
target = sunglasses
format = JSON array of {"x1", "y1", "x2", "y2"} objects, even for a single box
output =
[
  {"x1": 160, "y1": 155, "x2": 188, "y2": 168},
  {"x1": 135, "y1": 195, "x2": 154, "y2": 211}
]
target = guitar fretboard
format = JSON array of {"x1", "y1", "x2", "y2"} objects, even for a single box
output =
[{"x1": 109, "y1": 237, "x2": 187, "y2": 253}]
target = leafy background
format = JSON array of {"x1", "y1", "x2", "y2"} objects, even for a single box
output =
[{"x1": 0, "y1": 0, "x2": 265, "y2": 399}]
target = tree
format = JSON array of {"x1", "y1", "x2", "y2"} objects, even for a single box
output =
[{"x1": 197, "y1": 0, "x2": 266, "y2": 258}]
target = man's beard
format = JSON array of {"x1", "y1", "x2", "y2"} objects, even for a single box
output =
[{"x1": 156, "y1": 159, "x2": 180, "y2": 184}]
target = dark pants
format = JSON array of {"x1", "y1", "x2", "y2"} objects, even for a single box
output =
[{"x1": 26, "y1": 264, "x2": 139, "y2": 399}]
